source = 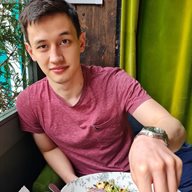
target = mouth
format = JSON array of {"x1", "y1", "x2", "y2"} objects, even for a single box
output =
[{"x1": 50, "y1": 65, "x2": 69, "y2": 73}]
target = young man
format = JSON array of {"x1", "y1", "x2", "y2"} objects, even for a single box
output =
[{"x1": 16, "y1": 0, "x2": 186, "y2": 191}]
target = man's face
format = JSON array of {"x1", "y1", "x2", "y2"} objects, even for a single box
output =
[{"x1": 25, "y1": 13, "x2": 85, "y2": 85}]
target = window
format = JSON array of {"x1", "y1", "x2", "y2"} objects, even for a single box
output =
[{"x1": 0, "y1": 1, "x2": 32, "y2": 114}]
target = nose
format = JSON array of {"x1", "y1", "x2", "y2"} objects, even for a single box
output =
[{"x1": 49, "y1": 46, "x2": 64, "y2": 64}]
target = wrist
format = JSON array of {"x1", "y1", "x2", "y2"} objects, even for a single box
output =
[
  {"x1": 135, "y1": 126, "x2": 169, "y2": 147},
  {"x1": 64, "y1": 173, "x2": 78, "y2": 183}
]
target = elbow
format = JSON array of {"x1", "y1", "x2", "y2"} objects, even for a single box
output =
[
  {"x1": 178, "y1": 120, "x2": 186, "y2": 143},
  {"x1": 176, "y1": 119, "x2": 186, "y2": 139},
  {"x1": 172, "y1": 119, "x2": 186, "y2": 151}
]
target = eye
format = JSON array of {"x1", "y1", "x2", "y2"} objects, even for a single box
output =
[
  {"x1": 36, "y1": 44, "x2": 48, "y2": 50},
  {"x1": 60, "y1": 39, "x2": 70, "y2": 46}
]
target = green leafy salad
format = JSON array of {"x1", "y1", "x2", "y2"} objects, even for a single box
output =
[{"x1": 87, "y1": 179, "x2": 129, "y2": 192}]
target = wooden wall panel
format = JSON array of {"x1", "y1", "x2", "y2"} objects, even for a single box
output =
[{"x1": 76, "y1": 0, "x2": 117, "y2": 67}]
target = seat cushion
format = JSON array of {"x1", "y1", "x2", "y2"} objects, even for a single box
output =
[{"x1": 32, "y1": 165, "x2": 61, "y2": 192}]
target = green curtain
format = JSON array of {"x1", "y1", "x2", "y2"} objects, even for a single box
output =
[
  {"x1": 120, "y1": 0, "x2": 192, "y2": 143},
  {"x1": 120, "y1": 0, "x2": 140, "y2": 77}
]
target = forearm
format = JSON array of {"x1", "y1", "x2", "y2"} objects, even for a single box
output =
[
  {"x1": 43, "y1": 147, "x2": 78, "y2": 183},
  {"x1": 130, "y1": 99, "x2": 185, "y2": 191},
  {"x1": 152, "y1": 116, "x2": 186, "y2": 152},
  {"x1": 133, "y1": 99, "x2": 186, "y2": 152}
]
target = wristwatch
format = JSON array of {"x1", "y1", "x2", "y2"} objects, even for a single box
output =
[{"x1": 136, "y1": 127, "x2": 169, "y2": 146}]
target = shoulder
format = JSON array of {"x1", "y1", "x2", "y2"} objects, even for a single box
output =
[
  {"x1": 16, "y1": 78, "x2": 48, "y2": 107},
  {"x1": 82, "y1": 64, "x2": 122, "y2": 73},
  {"x1": 82, "y1": 64, "x2": 132, "y2": 81},
  {"x1": 18, "y1": 78, "x2": 47, "y2": 96},
  {"x1": 25, "y1": 77, "x2": 48, "y2": 93}
]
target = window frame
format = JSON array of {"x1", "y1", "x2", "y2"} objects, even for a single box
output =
[{"x1": 0, "y1": 60, "x2": 38, "y2": 123}]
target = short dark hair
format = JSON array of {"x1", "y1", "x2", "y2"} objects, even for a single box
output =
[{"x1": 19, "y1": 0, "x2": 81, "y2": 42}]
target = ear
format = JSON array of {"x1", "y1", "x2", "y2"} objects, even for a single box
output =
[
  {"x1": 25, "y1": 42, "x2": 37, "y2": 62},
  {"x1": 79, "y1": 32, "x2": 86, "y2": 53}
]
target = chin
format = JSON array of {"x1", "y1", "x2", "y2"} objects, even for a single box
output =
[
  {"x1": 54, "y1": 78, "x2": 69, "y2": 84},
  {"x1": 47, "y1": 76, "x2": 67, "y2": 84}
]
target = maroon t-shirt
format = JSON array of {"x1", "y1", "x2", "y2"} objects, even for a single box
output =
[{"x1": 16, "y1": 65, "x2": 151, "y2": 176}]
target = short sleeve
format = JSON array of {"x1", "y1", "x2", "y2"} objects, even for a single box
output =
[
  {"x1": 114, "y1": 69, "x2": 151, "y2": 114},
  {"x1": 16, "y1": 89, "x2": 44, "y2": 133}
]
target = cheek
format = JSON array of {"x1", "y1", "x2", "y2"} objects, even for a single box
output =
[
  {"x1": 35, "y1": 55, "x2": 49, "y2": 71},
  {"x1": 38, "y1": 64, "x2": 47, "y2": 73},
  {"x1": 69, "y1": 46, "x2": 81, "y2": 59},
  {"x1": 63, "y1": 48, "x2": 80, "y2": 63}
]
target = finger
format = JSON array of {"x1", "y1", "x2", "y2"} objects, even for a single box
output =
[
  {"x1": 165, "y1": 153, "x2": 183, "y2": 192},
  {"x1": 175, "y1": 155, "x2": 183, "y2": 186},
  {"x1": 136, "y1": 176, "x2": 153, "y2": 192},
  {"x1": 152, "y1": 160, "x2": 169, "y2": 192},
  {"x1": 132, "y1": 165, "x2": 153, "y2": 192},
  {"x1": 166, "y1": 164, "x2": 178, "y2": 192},
  {"x1": 152, "y1": 153, "x2": 180, "y2": 192}
]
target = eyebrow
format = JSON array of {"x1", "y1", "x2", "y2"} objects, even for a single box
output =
[
  {"x1": 34, "y1": 31, "x2": 72, "y2": 45},
  {"x1": 59, "y1": 31, "x2": 71, "y2": 36}
]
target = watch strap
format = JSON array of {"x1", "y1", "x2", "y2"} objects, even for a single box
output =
[{"x1": 136, "y1": 127, "x2": 169, "y2": 146}]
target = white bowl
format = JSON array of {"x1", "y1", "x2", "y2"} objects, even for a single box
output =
[
  {"x1": 62, "y1": 172, "x2": 140, "y2": 192},
  {"x1": 61, "y1": 172, "x2": 181, "y2": 192}
]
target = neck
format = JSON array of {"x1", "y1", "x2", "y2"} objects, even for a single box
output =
[{"x1": 48, "y1": 68, "x2": 84, "y2": 106}]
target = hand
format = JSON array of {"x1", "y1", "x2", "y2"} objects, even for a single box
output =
[{"x1": 129, "y1": 135, "x2": 182, "y2": 192}]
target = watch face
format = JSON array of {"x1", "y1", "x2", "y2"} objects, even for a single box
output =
[
  {"x1": 145, "y1": 127, "x2": 164, "y2": 134},
  {"x1": 140, "y1": 127, "x2": 169, "y2": 146},
  {"x1": 154, "y1": 127, "x2": 164, "y2": 134}
]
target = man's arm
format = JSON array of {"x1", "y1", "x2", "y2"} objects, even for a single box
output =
[
  {"x1": 129, "y1": 98, "x2": 186, "y2": 192},
  {"x1": 33, "y1": 133, "x2": 78, "y2": 183},
  {"x1": 132, "y1": 98, "x2": 186, "y2": 152}
]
